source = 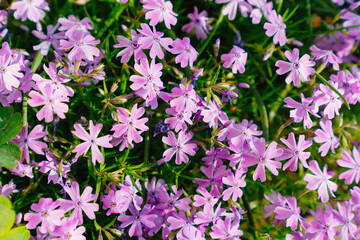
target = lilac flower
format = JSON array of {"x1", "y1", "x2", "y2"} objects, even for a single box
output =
[
  {"x1": 194, "y1": 203, "x2": 226, "y2": 226},
  {"x1": 28, "y1": 83, "x2": 69, "y2": 123},
  {"x1": 72, "y1": 120, "x2": 112, "y2": 164},
  {"x1": 307, "y1": 207, "x2": 340, "y2": 239},
  {"x1": 24, "y1": 198, "x2": 64, "y2": 234},
  {"x1": 277, "y1": 133, "x2": 312, "y2": 171},
  {"x1": 248, "y1": 0, "x2": 273, "y2": 24},
  {"x1": 114, "y1": 30, "x2": 146, "y2": 63},
  {"x1": 182, "y1": 6, "x2": 212, "y2": 40},
  {"x1": 275, "y1": 48, "x2": 315, "y2": 86},
  {"x1": 215, "y1": 0, "x2": 252, "y2": 21},
  {"x1": 221, "y1": 45, "x2": 247, "y2": 74},
  {"x1": 332, "y1": 201, "x2": 357, "y2": 240},
  {"x1": 274, "y1": 197, "x2": 307, "y2": 231},
  {"x1": 0, "y1": 44, "x2": 24, "y2": 91},
  {"x1": 59, "y1": 30, "x2": 100, "y2": 61},
  {"x1": 145, "y1": 177, "x2": 168, "y2": 205},
  {"x1": 117, "y1": 176, "x2": 144, "y2": 211},
  {"x1": 202, "y1": 147, "x2": 229, "y2": 167},
  {"x1": 201, "y1": 99, "x2": 228, "y2": 128},
  {"x1": 264, "y1": 10, "x2": 287, "y2": 46},
  {"x1": 10, "y1": 124, "x2": 47, "y2": 163},
  {"x1": 50, "y1": 218, "x2": 86, "y2": 240},
  {"x1": 10, "y1": 161, "x2": 33, "y2": 178},
  {"x1": 157, "y1": 185, "x2": 191, "y2": 212},
  {"x1": 264, "y1": 190, "x2": 286, "y2": 220},
  {"x1": 168, "y1": 211, "x2": 198, "y2": 239},
  {"x1": 284, "y1": 93, "x2": 320, "y2": 129},
  {"x1": 143, "y1": 0, "x2": 178, "y2": 29},
  {"x1": 0, "y1": 180, "x2": 17, "y2": 197},
  {"x1": 111, "y1": 104, "x2": 149, "y2": 147},
  {"x1": 242, "y1": 138, "x2": 283, "y2": 182},
  {"x1": 56, "y1": 181, "x2": 99, "y2": 225},
  {"x1": 227, "y1": 119, "x2": 262, "y2": 147},
  {"x1": 222, "y1": 168, "x2": 246, "y2": 201},
  {"x1": 169, "y1": 84, "x2": 198, "y2": 113},
  {"x1": 193, "y1": 187, "x2": 219, "y2": 208},
  {"x1": 337, "y1": 147, "x2": 360, "y2": 184},
  {"x1": 170, "y1": 37, "x2": 198, "y2": 68},
  {"x1": 162, "y1": 130, "x2": 197, "y2": 164},
  {"x1": 314, "y1": 120, "x2": 339, "y2": 157},
  {"x1": 310, "y1": 45, "x2": 343, "y2": 70},
  {"x1": 195, "y1": 164, "x2": 231, "y2": 194},
  {"x1": 137, "y1": 23, "x2": 172, "y2": 59},
  {"x1": 11, "y1": 0, "x2": 50, "y2": 23},
  {"x1": 210, "y1": 217, "x2": 243, "y2": 240},
  {"x1": 330, "y1": 70, "x2": 360, "y2": 105},
  {"x1": 58, "y1": 15, "x2": 93, "y2": 36},
  {"x1": 314, "y1": 82, "x2": 344, "y2": 119},
  {"x1": 35, "y1": 152, "x2": 71, "y2": 185},
  {"x1": 164, "y1": 107, "x2": 192, "y2": 132},
  {"x1": 32, "y1": 24, "x2": 65, "y2": 56},
  {"x1": 101, "y1": 189, "x2": 125, "y2": 216},
  {"x1": 304, "y1": 160, "x2": 337, "y2": 203}
]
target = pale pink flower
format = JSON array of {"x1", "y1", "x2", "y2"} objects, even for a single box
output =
[
  {"x1": 337, "y1": 147, "x2": 360, "y2": 184},
  {"x1": 182, "y1": 6, "x2": 212, "y2": 40},
  {"x1": 215, "y1": 0, "x2": 252, "y2": 21},
  {"x1": 221, "y1": 45, "x2": 247, "y2": 74},
  {"x1": 314, "y1": 120, "x2": 339, "y2": 157},
  {"x1": 170, "y1": 37, "x2": 198, "y2": 68},
  {"x1": 143, "y1": 0, "x2": 178, "y2": 29},
  {"x1": 222, "y1": 168, "x2": 246, "y2": 201},
  {"x1": 114, "y1": 30, "x2": 146, "y2": 63},
  {"x1": 264, "y1": 10, "x2": 287, "y2": 46},
  {"x1": 11, "y1": 0, "x2": 50, "y2": 23}
]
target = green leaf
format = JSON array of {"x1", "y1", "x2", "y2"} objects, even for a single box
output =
[
  {"x1": 0, "y1": 107, "x2": 14, "y2": 129},
  {"x1": 0, "y1": 144, "x2": 22, "y2": 169},
  {"x1": 0, "y1": 196, "x2": 15, "y2": 237},
  {"x1": 0, "y1": 107, "x2": 22, "y2": 146},
  {"x1": 0, "y1": 226, "x2": 30, "y2": 240}
]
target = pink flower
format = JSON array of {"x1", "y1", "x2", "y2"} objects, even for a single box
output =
[
  {"x1": 277, "y1": 132, "x2": 312, "y2": 171},
  {"x1": 32, "y1": 24, "x2": 65, "y2": 56},
  {"x1": 193, "y1": 187, "x2": 219, "y2": 208},
  {"x1": 170, "y1": 37, "x2": 198, "y2": 68},
  {"x1": 28, "y1": 84, "x2": 69, "y2": 123},
  {"x1": 307, "y1": 207, "x2": 340, "y2": 239},
  {"x1": 169, "y1": 84, "x2": 199, "y2": 113},
  {"x1": 164, "y1": 107, "x2": 192, "y2": 132},
  {"x1": 11, "y1": 0, "x2": 50, "y2": 23},
  {"x1": 264, "y1": 10, "x2": 287, "y2": 46},
  {"x1": 143, "y1": 0, "x2": 178, "y2": 29},
  {"x1": 284, "y1": 93, "x2": 320, "y2": 129},
  {"x1": 314, "y1": 82, "x2": 344, "y2": 119},
  {"x1": 275, "y1": 48, "x2": 315, "y2": 86},
  {"x1": 310, "y1": 45, "x2": 343, "y2": 71},
  {"x1": 304, "y1": 160, "x2": 337, "y2": 203},
  {"x1": 50, "y1": 218, "x2": 86, "y2": 240},
  {"x1": 24, "y1": 198, "x2": 64, "y2": 234},
  {"x1": 10, "y1": 161, "x2": 33, "y2": 178},
  {"x1": 114, "y1": 30, "x2": 146, "y2": 63},
  {"x1": 215, "y1": 0, "x2": 252, "y2": 21},
  {"x1": 162, "y1": 130, "x2": 197, "y2": 164},
  {"x1": 337, "y1": 147, "x2": 360, "y2": 184},
  {"x1": 242, "y1": 138, "x2": 283, "y2": 182},
  {"x1": 210, "y1": 217, "x2": 243, "y2": 239},
  {"x1": 58, "y1": 15, "x2": 93, "y2": 36},
  {"x1": 195, "y1": 164, "x2": 231, "y2": 193},
  {"x1": 182, "y1": 6, "x2": 212, "y2": 40},
  {"x1": 332, "y1": 201, "x2": 357, "y2": 240},
  {"x1": 314, "y1": 120, "x2": 339, "y2": 157},
  {"x1": 201, "y1": 99, "x2": 228, "y2": 128},
  {"x1": 59, "y1": 30, "x2": 100, "y2": 61},
  {"x1": 248, "y1": 0, "x2": 273, "y2": 24},
  {"x1": 111, "y1": 104, "x2": 149, "y2": 147},
  {"x1": 72, "y1": 120, "x2": 112, "y2": 164},
  {"x1": 330, "y1": 70, "x2": 360, "y2": 105},
  {"x1": 0, "y1": 43, "x2": 24, "y2": 91},
  {"x1": 221, "y1": 45, "x2": 247, "y2": 74},
  {"x1": 222, "y1": 168, "x2": 246, "y2": 201},
  {"x1": 274, "y1": 197, "x2": 308, "y2": 231},
  {"x1": 227, "y1": 119, "x2": 262, "y2": 147},
  {"x1": 137, "y1": 23, "x2": 173, "y2": 59},
  {"x1": 56, "y1": 181, "x2": 99, "y2": 225}
]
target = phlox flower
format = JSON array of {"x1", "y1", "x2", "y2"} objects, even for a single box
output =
[
  {"x1": 227, "y1": 119, "x2": 263, "y2": 147},
  {"x1": 337, "y1": 147, "x2": 360, "y2": 184},
  {"x1": 0, "y1": 180, "x2": 17, "y2": 197},
  {"x1": 275, "y1": 48, "x2": 315, "y2": 86},
  {"x1": 221, "y1": 45, "x2": 247, "y2": 74},
  {"x1": 101, "y1": 189, "x2": 126, "y2": 215},
  {"x1": 24, "y1": 198, "x2": 64, "y2": 234},
  {"x1": 114, "y1": 30, "x2": 146, "y2": 63},
  {"x1": 72, "y1": 120, "x2": 112, "y2": 164},
  {"x1": 143, "y1": 0, "x2": 178, "y2": 29},
  {"x1": 58, "y1": 15, "x2": 93, "y2": 36},
  {"x1": 201, "y1": 99, "x2": 228, "y2": 128},
  {"x1": 10, "y1": 161, "x2": 33, "y2": 178},
  {"x1": 117, "y1": 176, "x2": 144, "y2": 211},
  {"x1": 314, "y1": 82, "x2": 344, "y2": 119},
  {"x1": 304, "y1": 160, "x2": 337, "y2": 203},
  {"x1": 35, "y1": 152, "x2": 71, "y2": 185},
  {"x1": 314, "y1": 120, "x2": 339, "y2": 157},
  {"x1": 307, "y1": 206, "x2": 340, "y2": 239},
  {"x1": 157, "y1": 185, "x2": 191, "y2": 212},
  {"x1": 59, "y1": 30, "x2": 100, "y2": 62},
  {"x1": 11, "y1": 0, "x2": 50, "y2": 23},
  {"x1": 137, "y1": 23, "x2": 173, "y2": 59},
  {"x1": 330, "y1": 70, "x2": 360, "y2": 105},
  {"x1": 277, "y1": 132, "x2": 312, "y2": 171},
  {"x1": 111, "y1": 104, "x2": 149, "y2": 147},
  {"x1": 341, "y1": 11, "x2": 360, "y2": 40},
  {"x1": 210, "y1": 217, "x2": 243, "y2": 240},
  {"x1": 222, "y1": 168, "x2": 246, "y2": 202},
  {"x1": 194, "y1": 203, "x2": 226, "y2": 226},
  {"x1": 145, "y1": 177, "x2": 168, "y2": 205},
  {"x1": 168, "y1": 211, "x2": 198, "y2": 239},
  {"x1": 32, "y1": 24, "x2": 65, "y2": 56},
  {"x1": 248, "y1": 0, "x2": 273, "y2": 24},
  {"x1": 332, "y1": 201, "x2": 357, "y2": 240},
  {"x1": 28, "y1": 84, "x2": 69, "y2": 123},
  {"x1": 193, "y1": 187, "x2": 220, "y2": 208},
  {"x1": 169, "y1": 83, "x2": 199, "y2": 113},
  {"x1": 0, "y1": 43, "x2": 24, "y2": 91},
  {"x1": 182, "y1": 6, "x2": 212, "y2": 40},
  {"x1": 10, "y1": 124, "x2": 47, "y2": 163},
  {"x1": 310, "y1": 45, "x2": 343, "y2": 71},
  {"x1": 264, "y1": 10, "x2": 287, "y2": 46},
  {"x1": 215, "y1": 0, "x2": 252, "y2": 21},
  {"x1": 162, "y1": 130, "x2": 197, "y2": 165},
  {"x1": 283, "y1": 93, "x2": 320, "y2": 129},
  {"x1": 50, "y1": 218, "x2": 86, "y2": 240},
  {"x1": 264, "y1": 190, "x2": 286, "y2": 218},
  {"x1": 56, "y1": 181, "x2": 99, "y2": 225},
  {"x1": 242, "y1": 138, "x2": 283, "y2": 182},
  {"x1": 164, "y1": 107, "x2": 192, "y2": 132},
  {"x1": 170, "y1": 37, "x2": 198, "y2": 68},
  {"x1": 202, "y1": 147, "x2": 229, "y2": 167},
  {"x1": 274, "y1": 197, "x2": 308, "y2": 231},
  {"x1": 195, "y1": 164, "x2": 231, "y2": 194}
]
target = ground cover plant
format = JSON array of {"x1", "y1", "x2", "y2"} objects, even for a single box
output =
[{"x1": 0, "y1": 0, "x2": 360, "y2": 239}]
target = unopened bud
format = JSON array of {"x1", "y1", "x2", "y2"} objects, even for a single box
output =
[{"x1": 110, "y1": 96, "x2": 128, "y2": 104}]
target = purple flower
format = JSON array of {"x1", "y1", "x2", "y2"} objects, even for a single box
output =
[
  {"x1": 170, "y1": 37, "x2": 198, "y2": 68},
  {"x1": 242, "y1": 138, "x2": 283, "y2": 182},
  {"x1": 137, "y1": 23, "x2": 172, "y2": 59},
  {"x1": 307, "y1": 207, "x2": 340, "y2": 239},
  {"x1": 56, "y1": 181, "x2": 99, "y2": 225},
  {"x1": 194, "y1": 203, "x2": 226, "y2": 226},
  {"x1": 202, "y1": 147, "x2": 229, "y2": 167},
  {"x1": 193, "y1": 187, "x2": 219, "y2": 208},
  {"x1": 314, "y1": 120, "x2": 339, "y2": 157},
  {"x1": 153, "y1": 121, "x2": 169, "y2": 137},
  {"x1": 11, "y1": 0, "x2": 50, "y2": 23},
  {"x1": 114, "y1": 30, "x2": 146, "y2": 63},
  {"x1": 0, "y1": 180, "x2": 17, "y2": 197},
  {"x1": 310, "y1": 45, "x2": 343, "y2": 71},
  {"x1": 72, "y1": 120, "x2": 112, "y2": 164},
  {"x1": 227, "y1": 119, "x2": 262, "y2": 147},
  {"x1": 58, "y1": 15, "x2": 93, "y2": 37},
  {"x1": 118, "y1": 204, "x2": 157, "y2": 237},
  {"x1": 314, "y1": 82, "x2": 344, "y2": 119},
  {"x1": 284, "y1": 93, "x2": 320, "y2": 129},
  {"x1": 201, "y1": 99, "x2": 228, "y2": 128},
  {"x1": 169, "y1": 84, "x2": 199, "y2": 113},
  {"x1": 143, "y1": 0, "x2": 178, "y2": 29},
  {"x1": 164, "y1": 107, "x2": 192, "y2": 132},
  {"x1": 162, "y1": 130, "x2": 197, "y2": 165},
  {"x1": 330, "y1": 70, "x2": 360, "y2": 105},
  {"x1": 10, "y1": 161, "x2": 33, "y2": 178},
  {"x1": 157, "y1": 185, "x2": 191, "y2": 212},
  {"x1": 215, "y1": 0, "x2": 252, "y2": 21},
  {"x1": 341, "y1": 11, "x2": 360, "y2": 40},
  {"x1": 274, "y1": 197, "x2": 308, "y2": 231},
  {"x1": 275, "y1": 48, "x2": 315, "y2": 86},
  {"x1": 210, "y1": 217, "x2": 243, "y2": 240},
  {"x1": 277, "y1": 132, "x2": 312, "y2": 171},
  {"x1": 32, "y1": 24, "x2": 65, "y2": 56},
  {"x1": 264, "y1": 10, "x2": 287, "y2": 46},
  {"x1": 59, "y1": 30, "x2": 100, "y2": 62},
  {"x1": 222, "y1": 168, "x2": 246, "y2": 201},
  {"x1": 195, "y1": 164, "x2": 231, "y2": 194},
  {"x1": 332, "y1": 201, "x2": 357, "y2": 240},
  {"x1": 304, "y1": 160, "x2": 337, "y2": 203},
  {"x1": 264, "y1": 190, "x2": 286, "y2": 219},
  {"x1": 24, "y1": 198, "x2": 64, "y2": 234},
  {"x1": 167, "y1": 211, "x2": 198, "y2": 239},
  {"x1": 221, "y1": 45, "x2": 247, "y2": 74},
  {"x1": 35, "y1": 152, "x2": 71, "y2": 185},
  {"x1": 182, "y1": 6, "x2": 212, "y2": 40},
  {"x1": 337, "y1": 147, "x2": 360, "y2": 184},
  {"x1": 50, "y1": 218, "x2": 86, "y2": 240}
]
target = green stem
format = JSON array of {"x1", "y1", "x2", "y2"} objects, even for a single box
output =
[
  {"x1": 254, "y1": 88, "x2": 269, "y2": 141},
  {"x1": 22, "y1": 94, "x2": 28, "y2": 127},
  {"x1": 198, "y1": 13, "x2": 224, "y2": 56}
]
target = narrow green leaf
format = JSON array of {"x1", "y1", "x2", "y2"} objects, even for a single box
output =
[{"x1": 31, "y1": 51, "x2": 44, "y2": 73}]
